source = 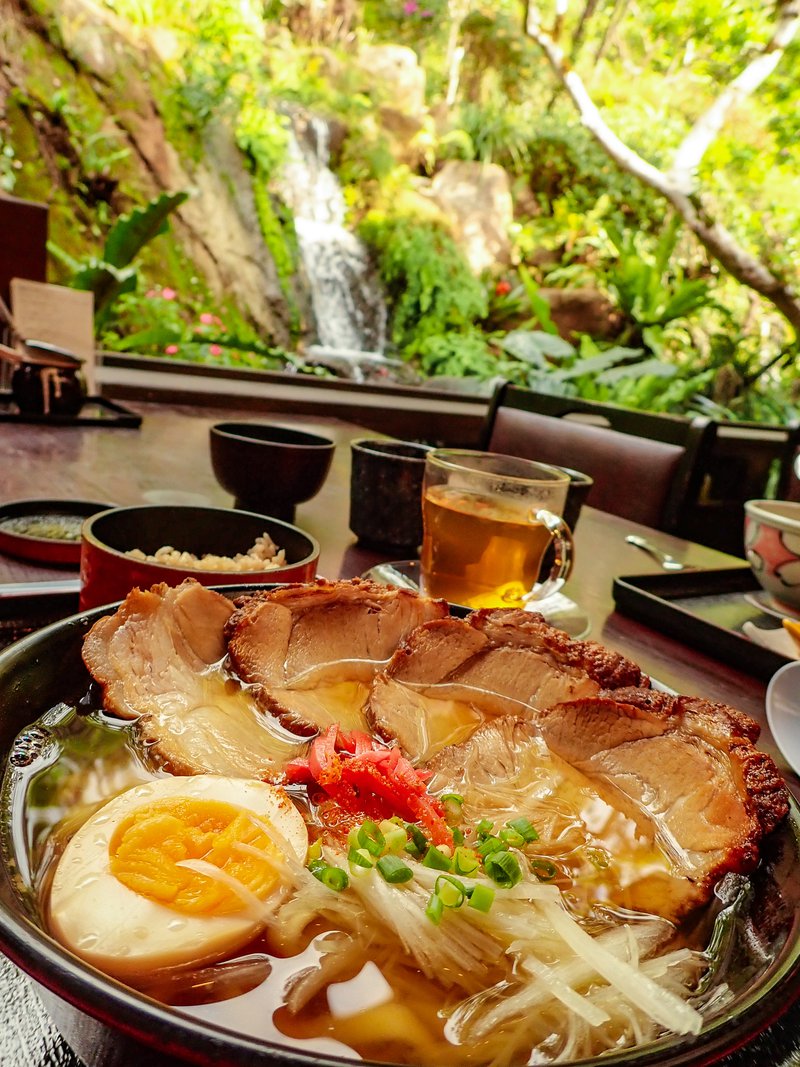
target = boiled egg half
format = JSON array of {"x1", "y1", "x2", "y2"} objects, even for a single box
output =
[{"x1": 49, "y1": 774, "x2": 308, "y2": 979}]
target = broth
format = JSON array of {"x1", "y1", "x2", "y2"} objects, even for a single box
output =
[{"x1": 1, "y1": 682, "x2": 757, "y2": 1066}]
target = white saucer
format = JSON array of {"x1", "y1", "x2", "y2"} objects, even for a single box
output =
[
  {"x1": 766, "y1": 660, "x2": 800, "y2": 775},
  {"x1": 361, "y1": 560, "x2": 591, "y2": 640},
  {"x1": 744, "y1": 589, "x2": 800, "y2": 622}
]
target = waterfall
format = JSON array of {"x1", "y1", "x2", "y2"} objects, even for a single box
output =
[{"x1": 278, "y1": 114, "x2": 386, "y2": 354}]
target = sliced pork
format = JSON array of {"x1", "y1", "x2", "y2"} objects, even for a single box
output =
[
  {"x1": 225, "y1": 578, "x2": 449, "y2": 736},
  {"x1": 82, "y1": 580, "x2": 304, "y2": 777},
  {"x1": 425, "y1": 695, "x2": 788, "y2": 921},
  {"x1": 368, "y1": 608, "x2": 648, "y2": 762},
  {"x1": 536, "y1": 688, "x2": 789, "y2": 865}
]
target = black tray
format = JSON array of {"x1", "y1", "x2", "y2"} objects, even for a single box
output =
[
  {"x1": 612, "y1": 567, "x2": 795, "y2": 681},
  {"x1": 0, "y1": 585, "x2": 81, "y2": 651},
  {"x1": 0, "y1": 393, "x2": 141, "y2": 427}
]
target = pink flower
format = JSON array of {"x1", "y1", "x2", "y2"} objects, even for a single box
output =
[
  {"x1": 161, "y1": 287, "x2": 177, "y2": 301},
  {"x1": 145, "y1": 288, "x2": 157, "y2": 298},
  {"x1": 165, "y1": 344, "x2": 179, "y2": 355},
  {"x1": 209, "y1": 344, "x2": 222, "y2": 356},
  {"x1": 199, "y1": 312, "x2": 214, "y2": 325},
  {"x1": 402, "y1": 0, "x2": 418, "y2": 12}
]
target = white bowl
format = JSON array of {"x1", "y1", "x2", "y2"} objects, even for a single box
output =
[{"x1": 744, "y1": 499, "x2": 800, "y2": 611}]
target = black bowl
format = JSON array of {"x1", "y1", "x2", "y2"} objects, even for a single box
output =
[
  {"x1": 1, "y1": 610, "x2": 800, "y2": 1067},
  {"x1": 210, "y1": 422, "x2": 335, "y2": 522}
]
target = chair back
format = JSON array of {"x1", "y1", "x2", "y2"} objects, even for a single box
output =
[{"x1": 481, "y1": 384, "x2": 714, "y2": 532}]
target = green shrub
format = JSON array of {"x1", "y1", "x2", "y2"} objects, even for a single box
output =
[{"x1": 359, "y1": 214, "x2": 488, "y2": 354}]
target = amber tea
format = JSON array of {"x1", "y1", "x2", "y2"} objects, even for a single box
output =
[
  {"x1": 420, "y1": 450, "x2": 573, "y2": 609},
  {"x1": 421, "y1": 486, "x2": 554, "y2": 608}
]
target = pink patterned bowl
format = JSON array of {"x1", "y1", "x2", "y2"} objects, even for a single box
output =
[{"x1": 744, "y1": 499, "x2": 800, "y2": 611}]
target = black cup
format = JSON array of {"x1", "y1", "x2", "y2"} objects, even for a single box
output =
[
  {"x1": 540, "y1": 465, "x2": 593, "y2": 578},
  {"x1": 349, "y1": 439, "x2": 432, "y2": 552},
  {"x1": 558, "y1": 466, "x2": 594, "y2": 531}
]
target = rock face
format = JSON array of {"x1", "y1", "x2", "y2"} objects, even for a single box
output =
[
  {"x1": 540, "y1": 288, "x2": 622, "y2": 340},
  {"x1": 358, "y1": 44, "x2": 427, "y2": 117},
  {"x1": 9, "y1": 0, "x2": 299, "y2": 345},
  {"x1": 430, "y1": 161, "x2": 513, "y2": 273}
]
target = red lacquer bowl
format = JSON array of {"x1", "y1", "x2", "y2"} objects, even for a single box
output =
[{"x1": 79, "y1": 505, "x2": 319, "y2": 609}]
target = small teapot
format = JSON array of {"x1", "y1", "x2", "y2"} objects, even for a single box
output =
[{"x1": 1, "y1": 339, "x2": 87, "y2": 416}]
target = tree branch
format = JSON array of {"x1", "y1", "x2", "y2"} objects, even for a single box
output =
[
  {"x1": 524, "y1": 3, "x2": 800, "y2": 335},
  {"x1": 669, "y1": 0, "x2": 800, "y2": 192}
]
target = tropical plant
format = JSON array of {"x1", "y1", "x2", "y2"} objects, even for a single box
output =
[
  {"x1": 605, "y1": 215, "x2": 716, "y2": 356},
  {"x1": 48, "y1": 192, "x2": 188, "y2": 328},
  {"x1": 359, "y1": 214, "x2": 488, "y2": 355}
]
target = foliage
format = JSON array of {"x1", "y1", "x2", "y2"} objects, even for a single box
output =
[
  {"x1": 100, "y1": 286, "x2": 300, "y2": 372},
  {"x1": 605, "y1": 215, "x2": 717, "y2": 355},
  {"x1": 235, "y1": 103, "x2": 300, "y2": 327},
  {"x1": 359, "y1": 214, "x2": 488, "y2": 354},
  {"x1": 5, "y1": 0, "x2": 800, "y2": 424},
  {"x1": 48, "y1": 192, "x2": 188, "y2": 327}
]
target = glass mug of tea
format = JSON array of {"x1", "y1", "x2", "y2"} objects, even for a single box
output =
[{"x1": 420, "y1": 450, "x2": 574, "y2": 609}]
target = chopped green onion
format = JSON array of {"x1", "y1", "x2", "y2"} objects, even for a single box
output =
[
  {"x1": 425, "y1": 892, "x2": 444, "y2": 925},
  {"x1": 484, "y1": 850, "x2": 523, "y2": 888},
  {"x1": 475, "y1": 818, "x2": 494, "y2": 838},
  {"x1": 346, "y1": 826, "x2": 361, "y2": 851},
  {"x1": 307, "y1": 839, "x2": 322, "y2": 862},
  {"x1": 468, "y1": 883, "x2": 495, "y2": 913},
  {"x1": 405, "y1": 822, "x2": 428, "y2": 855},
  {"x1": 309, "y1": 861, "x2": 349, "y2": 892},
  {"x1": 506, "y1": 816, "x2": 539, "y2": 842},
  {"x1": 382, "y1": 824, "x2": 409, "y2": 853},
  {"x1": 453, "y1": 846, "x2": 480, "y2": 876},
  {"x1": 422, "y1": 845, "x2": 453, "y2": 871},
  {"x1": 441, "y1": 793, "x2": 464, "y2": 825},
  {"x1": 376, "y1": 854, "x2": 414, "y2": 884},
  {"x1": 499, "y1": 827, "x2": 525, "y2": 849},
  {"x1": 357, "y1": 820, "x2": 385, "y2": 857},
  {"x1": 347, "y1": 847, "x2": 374, "y2": 871},
  {"x1": 476, "y1": 834, "x2": 504, "y2": 859},
  {"x1": 434, "y1": 874, "x2": 467, "y2": 908},
  {"x1": 530, "y1": 858, "x2": 558, "y2": 882},
  {"x1": 452, "y1": 827, "x2": 465, "y2": 846}
]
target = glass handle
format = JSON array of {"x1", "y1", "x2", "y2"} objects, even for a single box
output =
[{"x1": 524, "y1": 509, "x2": 574, "y2": 603}]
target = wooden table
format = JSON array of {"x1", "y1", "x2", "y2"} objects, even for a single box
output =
[{"x1": 1, "y1": 398, "x2": 799, "y2": 1066}]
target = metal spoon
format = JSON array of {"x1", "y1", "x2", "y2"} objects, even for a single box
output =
[{"x1": 624, "y1": 534, "x2": 688, "y2": 572}]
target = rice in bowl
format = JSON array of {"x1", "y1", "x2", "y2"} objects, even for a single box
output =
[{"x1": 126, "y1": 532, "x2": 286, "y2": 572}]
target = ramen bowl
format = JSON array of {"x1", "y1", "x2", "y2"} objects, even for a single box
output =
[
  {"x1": 210, "y1": 422, "x2": 335, "y2": 522},
  {"x1": 79, "y1": 505, "x2": 319, "y2": 609},
  {"x1": 1, "y1": 603, "x2": 800, "y2": 1067},
  {"x1": 744, "y1": 499, "x2": 800, "y2": 611}
]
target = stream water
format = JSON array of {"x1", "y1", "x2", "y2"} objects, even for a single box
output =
[{"x1": 278, "y1": 114, "x2": 386, "y2": 355}]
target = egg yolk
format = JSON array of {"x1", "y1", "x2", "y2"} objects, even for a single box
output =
[{"x1": 109, "y1": 797, "x2": 279, "y2": 915}]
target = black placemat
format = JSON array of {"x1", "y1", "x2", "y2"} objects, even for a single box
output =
[
  {"x1": 612, "y1": 567, "x2": 793, "y2": 681},
  {"x1": 0, "y1": 393, "x2": 141, "y2": 427}
]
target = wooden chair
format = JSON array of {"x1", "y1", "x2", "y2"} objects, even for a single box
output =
[{"x1": 480, "y1": 383, "x2": 715, "y2": 532}]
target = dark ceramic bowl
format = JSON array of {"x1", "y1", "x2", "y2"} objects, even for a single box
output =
[
  {"x1": 349, "y1": 438, "x2": 432, "y2": 552},
  {"x1": 79, "y1": 505, "x2": 319, "y2": 609},
  {"x1": 2, "y1": 607, "x2": 800, "y2": 1067},
  {"x1": 210, "y1": 422, "x2": 336, "y2": 522}
]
